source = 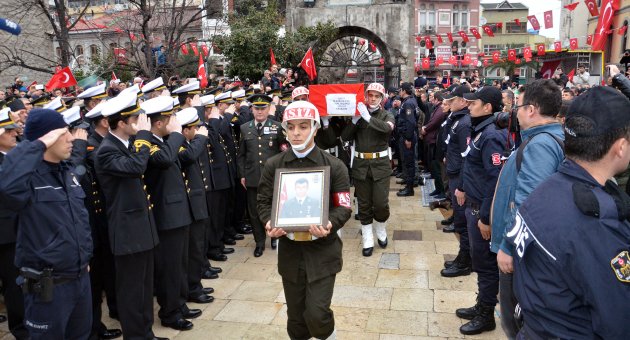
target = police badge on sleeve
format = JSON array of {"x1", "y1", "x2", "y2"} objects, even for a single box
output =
[{"x1": 610, "y1": 250, "x2": 630, "y2": 282}]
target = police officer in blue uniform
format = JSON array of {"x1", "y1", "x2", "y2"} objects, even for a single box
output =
[
  {"x1": 396, "y1": 82, "x2": 419, "y2": 197},
  {"x1": 0, "y1": 109, "x2": 93, "y2": 339},
  {"x1": 440, "y1": 85, "x2": 473, "y2": 278},
  {"x1": 506, "y1": 86, "x2": 630, "y2": 339},
  {"x1": 454, "y1": 86, "x2": 507, "y2": 335}
]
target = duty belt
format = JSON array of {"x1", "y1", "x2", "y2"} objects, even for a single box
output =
[{"x1": 354, "y1": 150, "x2": 389, "y2": 159}]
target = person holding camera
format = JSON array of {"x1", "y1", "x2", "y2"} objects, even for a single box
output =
[
  {"x1": 0, "y1": 109, "x2": 93, "y2": 339},
  {"x1": 491, "y1": 79, "x2": 564, "y2": 339},
  {"x1": 572, "y1": 66, "x2": 590, "y2": 86}
]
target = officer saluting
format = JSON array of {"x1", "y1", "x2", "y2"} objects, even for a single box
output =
[
  {"x1": 258, "y1": 101, "x2": 352, "y2": 340},
  {"x1": 237, "y1": 94, "x2": 286, "y2": 257},
  {"x1": 0, "y1": 109, "x2": 92, "y2": 339},
  {"x1": 95, "y1": 92, "x2": 164, "y2": 340},
  {"x1": 341, "y1": 83, "x2": 395, "y2": 257},
  {"x1": 77, "y1": 83, "x2": 107, "y2": 115}
]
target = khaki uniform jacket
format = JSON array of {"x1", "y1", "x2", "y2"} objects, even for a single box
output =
[
  {"x1": 341, "y1": 108, "x2": 395, "y2": 181},
  {"x1": 257, "y1": 147, "x2": 352, "y2": 283},
  {"x1": 237, "y1": 119, "x2": 286, "y2": 188}
]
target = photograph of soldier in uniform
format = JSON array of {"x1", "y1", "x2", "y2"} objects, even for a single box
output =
[{"x1": 276, "y1": 171, "x2": 326, "y2": 227}]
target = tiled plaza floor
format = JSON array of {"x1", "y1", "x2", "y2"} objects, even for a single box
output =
[{"x1": 0, "y1": 178, "x2": 506, "y2": 339}]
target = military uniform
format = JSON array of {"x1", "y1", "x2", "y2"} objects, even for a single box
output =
[
  {"x1": 237, "y1": 117, "x2": 286, "y2": 249},
  {"x1": 257, "y1": 147, "x2": 352, "y2": 340},
  {"x1": 280, "y1": 196, "x2": 322, "y2": 219},
  {"x1": 397, "y1": 94, "x2": 419, "y2": 193}
]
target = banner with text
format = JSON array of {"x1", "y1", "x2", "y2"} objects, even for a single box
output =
[{"x1": 310, "y1": 84, "x2": 365, "y2": 117}]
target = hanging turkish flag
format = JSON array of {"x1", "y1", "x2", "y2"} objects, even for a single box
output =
[
  {"x1": 197, "y1": 53, "x2": 207, "y2": 88},
  {"x1": 585, "y1": 0, "x2": 599, "y2": 16},
  {"x1": 114, "y1": 47, "x2": 127, "y2": 64},
  {"x1": 482, "y1": 25, "x2": 494, "y2": 37},
  {"x1": 457, "y1": 31, "x2": 469, "y2": 42},
  {"x1": 479, "y1": 52, "x2": 485, "y2": 57},
  {"x1": 181, "y1": 44, "x2": 189, "y2": 55},
  {"x1": 496, "y1": 22, "x2": 503, "y2": 29},
  {"x1": 449, "y1": 55, "x2": 458, "y2": 65},
  {"x1": 567, "y1": 68, "x2": 576, "y2": 82},
  {"x1": 270, "y1": 48, "x2": 277, "y2": 66},
  {"x1": 369, "y1": 42, "x2": 377, "y2": 52},
  {"x1": 492, "y1": 51, "x2": 500, "y2": 63},
  {"x1": 514, "y1": 19, "x2": 521, "y2": 26},
  {"x1": 436, "y1": 34, "x2": 443, "y2": 44},
  {"x1": 300, "y1": 47, "x2": 317, "y2": 81},
  {"x1": 508, "y1": 49, "x2": 516, "y2": 61},
  {"x1": 190, "y1": 43, "x2": 199, "y2": 56},
  {"x1": 446, "y1": 32, "x2": 454, "y2": 43},
  {"x1": 570, "y1": 38, "x2": 579, "y2": 50},
  {"x1": 619, "y1": 25, "x2": 628, "y2": 35},
  {"x1": 483, "y1": 59, "x2": 489, "y2": 67},
  {"x1": 564, "y1": 2, "x2": 579, "y2": 11},
  {"x1": 415, "y1": 36, "x2": 422, "y2": 42},
  {"x1": 540, "y1": 60, "x2": 562, "y2": 79},
  {"x1": 527, "y1": 15, "x2": 541, "y2": 31},
  {"x1": 543, "y1": 10, "x2": 554, "y2": 29},
  {"x1": 554, "y1": 41, "x2": 562, "y2": 52},
  {"x1": 462, "y1": 54, "x2": 472, "y2": 65},
  {"x1": 424, "y1": 36, "x2": 433, "y2": 49},
  {"x1": 524, "y1": 46, "x2": 532, "y2": 59},
  {"x1": 536, "y1": 44, "x2": 546, "y2": 55},
  {"x1": 201, "y1": 44, "x2": 209, "y2": 57},
  {"x1": 111, "y1": 71, "x2": 118, "y2": 81},
  {"x1": 422, "y1": 58, "x2": 430, "y2": 69},
  {"x1": 436, "y1": 56, "x2": 444, "y2": 66},
  {"x1": 470, "y1": 27, "x2": 481, "y2": 39},
  {"x1": 515, "y1": 59, "x2": 521, "y2": 65},
  {"x1": 45, "y1": 66, "x2": 77, "y2": 91},
  {"x1": 587, "y1": 34, "x2": 593, "y2": 45},
  {"x1": 593, "y1": 0, "x2": 620, "y2": 51}
]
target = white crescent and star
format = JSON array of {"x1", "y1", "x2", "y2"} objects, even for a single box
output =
[
  {"x1": 61, "y1": 72, "x2": 70, "y2": 83},
  {"x1": 305, "y1": 59, "x2": 311, "y2": 68}
]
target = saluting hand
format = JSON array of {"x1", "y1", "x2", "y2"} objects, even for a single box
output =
[
  {"x1": 209, "y1": 107, "x2": 220, "y2": 119},
  {"x1": 72, "y1": 128, "x2": 88, "y2": 141},
  {"x1": 166, "y1": 115, "x2": 182, "y2": 134},
  {"x1": 190, "y1": 94, "x2": 202, "y2": 107},
  {"x1": 38, "y1": 128, "x2": 69, "y2": 148},
  {"x1": 134, "y1": 113, "x2": 151, "y2": 132},
  {"x1": 265, "y1": 220, "x2": 287, "y2": 238},
  {"x1": 309, "y1": 221, "x2": 333, "y2": 238},
  {"x1": 0, "y1": 128, "x2": 4, "y2": 136},
  {"x1": 196, "y1": 126, "x2": 208, "y2": 137}
]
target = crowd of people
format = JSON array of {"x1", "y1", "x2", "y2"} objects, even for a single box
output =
[{"x1": 1, "y1": 61, "x2": 630, "y2": 340}]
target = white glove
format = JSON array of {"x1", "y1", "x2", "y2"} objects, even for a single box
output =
[
  {"x1": 357, "y1": 102, "x2": 371, "y2": 123},
  {"x1": 352, "y1": 116, "x2": 361, "y2": 124},
  {"x1": 321, "y1": 116, "x2": 330, "y2": 128}
]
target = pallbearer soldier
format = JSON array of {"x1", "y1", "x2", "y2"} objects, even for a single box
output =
[
  {"x1": 341, "y1": 83, "x2": 395, "y2": 257},
  {"x1": 258, "y1": 101, "x2": 352, "y2": 340},
  {"x1": 77, "y1": 83, "x2": 107, "y2": 115},
  {"x1": 237, "y1": 94, "x2": 287, "y2": 257},
  {"x1": 140, "y1": 96, "x2": 200, "y2": 331},
  {"x1": 175, "y1": 107, "x2": 216, "y2": 303},
  {"x1": 95, "y1": 92, "x2": 164, "y2": 340}
]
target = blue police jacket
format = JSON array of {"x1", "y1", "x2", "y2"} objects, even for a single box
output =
[
  {"x1": 0, "y1": 140, "x2": 92, "y2": 276},
  {"x1": 397, "y1": 96, "x2": 418, "y2": 141},
  {"x1": 506, "y1": 159, "x2": 630, "y2": 339},
  {"x1": 491, "y1": 123, "x2": 564, "y2": 255},
  {"x1": 445, "y1": 108, "x2": 471, "y2": 176},
  {"x1": 461, "y1": 116, "x2": 507, "y2": 224}
]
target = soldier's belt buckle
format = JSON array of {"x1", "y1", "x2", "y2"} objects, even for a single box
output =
[
  {"x1": 363, "y1": 153, "x2": 375, "y2": 159},
  {"x1": 293, "y1": 231, "x2": 312, "y2": 241}
]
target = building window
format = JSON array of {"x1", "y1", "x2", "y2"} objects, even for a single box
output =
[
  {"x1": 418, "y1": 4, "x2": 436, "y2": 33},
  {"x1": 452, "y1": 4, "x2": 469, "y2": 32},
  {"x1": 90, "y1": 44, "x2": 99, "y2": 57},
  {"x1": 56, "y1": 46, "x2": 62, "y2": 61},
  {"x1": 76, "y1": 45, "x2": 84, "y2": 64},
  {"x1": 506, "y1": 22, "x2": 527, "y2": 33},
  {"x1": 486, "y1": 23, "x2": 501, "y2": 35}
]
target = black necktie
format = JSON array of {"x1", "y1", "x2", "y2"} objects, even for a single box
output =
[
  {"x1": 128, "y1": 142, "x2": 134, "y2": 152},
  {"x1": 257, "y1": 122, "x2": 263, "y2": 135}
]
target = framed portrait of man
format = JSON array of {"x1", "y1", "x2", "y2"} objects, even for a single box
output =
[{"x1": 270, "y1": 166, "x2": 330, "y2": 232}]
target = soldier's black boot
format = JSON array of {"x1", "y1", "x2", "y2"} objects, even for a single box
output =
[
  {"x1": 441, "y1": 251, "x2": 471, "y2": 277},
  {"x1": 396, "y1": 185, "x2": 414, "y2": 197},
  {"x1": 455, "y1": 301, "x2": 482, "y2": 320},
  {"x1": 459, "y1": 303, "x2": 496, "y2": 335}
]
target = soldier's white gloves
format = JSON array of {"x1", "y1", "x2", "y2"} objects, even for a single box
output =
[
  {"x1": 357, "y1": 102, "x2": 371, "y2": 123},
  {"x1": 321, "y1": 116, "x2": 330, "y2": 128},
  {"x1": 351, "y1": 115, "x2": 361, "y2": 124}
]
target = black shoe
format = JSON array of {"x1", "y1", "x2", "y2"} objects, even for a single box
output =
[
  {"x1": 456, "y1": 302, "x2": 482, "y2": 320},
  {"x1": 395, "y1": 173, "x2": 403, "y2": 178},
  {"x1": 208, "y1": 253, "x2": 228, "y2": 262},
  {"x1": 184, "y1": 307, "x2": 202, "y2": 318},
  {"x1": 254, "y1": 246, "x2": 264, "y2": 257},
  {"x1": 208, "y1": 266, "x2": 222, "y2": 273},
  {"x1": 161, "y1": 318, "x2": 193, "y2": 331},
  {"x1": 362, "y1": 247, "x2": 373, "y2": 257},
  {"x1": 99, "y1": 328, "x2": 122, "y2": 339},
  {"x1": 236, "y1": 226, "x2": 253, "y2": 234},
  {"x1": 396, "y1": 187, "x2": 414, "y2": 197},
  {"x1": 440, "y1": 263, "x2": 471, "y2": 277},
  {"x1": 459, "y1": 304, "x2": 496, "y2": 335},
  {"x1": 221, "y1": 247, "x2": 235, "y2": 254},
  {"x1": 395, "y1": 178, "x2": 405, "y2": 184},
  {"x1": 202, "y1": 270, "x2": 219, "y2": 280},
  {"x1": 188, "y1": 294, "x2": 214, "y2": 304},
  {"x1": 152, "y1": 337, "x2": 169, "y2": 340},
  {"x1": 271, "y1": 238, "x2": 277, "y2": 250},
  {"x1": 429, "y1": 189, "x2": 440, "y2": 196},
  {"x1": 377, "y1": 238, "x2": 388, "y2": 248},
  {"x1": 108, "y1": 312, "x2": 119, "y2": 320},
  {"x1": 202, "y1": 287, "x2": 214, "y2": 294},
  {"x1": 441, "y1": 216, "x2": 454, "y2": 225},
  {"x1": 442, "y1": 224, "x2": 455, "y2": 233},
  {"x1": 223, "y1": 238, "x2": 236, "y2": 245},
  {"x1": 0, "y1": 314, "x2": 7, "y2": 323},
  {"x1": 434, "y1": 194, "x2": 446, "y2": 200},
  {"x1": 232, "y1": 234, "x2": 244, "y2": 240},
  {"x1": 354, "y1": 213, "x2": 360, "y2": 220}
]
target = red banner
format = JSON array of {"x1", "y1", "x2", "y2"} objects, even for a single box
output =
[
  {"x1": 436, "y1": 34, "x2": 443, "y2": 43},
  {"x1": 457, "y1": 31, "x2": 469, "y2": 42},
  {"x1": 422, "y1": 58, "x2": 430, "y2": 69},
  {"x1": 114, "y1": 47, "x2": 127, "y2": 64},
  {"x1": 592, "y1": 0, "x2": 620, "y2": 51},
  {"x1": 540, "y1": 60, "x2": 561, "y2": 79},
  {"x1": 309, "y1": 84, "x2": 365, "y2": 117},
  {"x1": 523, "y1": 46, "x2": 532, "y2": 59},
  {"x1": 508, "y1": 49, "x2": 516, "y2": 61},
  {"x1": 570, "y1": 38, "x2": 579, "y2": 50},
  {"x1": 470, "y1": 27, "x2": 481, "y2": 39},
  {"x1": 492, "y1": 51, "x2": 500, "y2": 63},
  {"x1": 585, "y1": 0, "x2": 599, "y2": 16},
  {"x1": 537, "y1": 44, "x2": 546, "y2": 55},
  {"x1": 446, "y1": 33, "x2": 453, "y2": 43},
  {"x1": 554, "y1": 41, "x2": 562, "y2": 52},
  {"x1": 543, "y1": 10, "x2": 554, "y2": 29},
  {"x1": 424, "y1": 36, "x2": 433, "y2": 49},
  {"x1": 300, "y1": 48, "x2": 318, "y2": 81},
  {"x1": 527, "y1": 15, "x2": 541, "y2": 31},
  {"x1": 482, "y1": 25, "x2": 494, "y2": 37}
]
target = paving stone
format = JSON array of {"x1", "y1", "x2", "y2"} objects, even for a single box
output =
[
  {"x1": 379, "y1": 253, "x2": 401, "y2": 269},
  {"x1": 393, "y1": 230, "x2": 423, "y2": 241}
]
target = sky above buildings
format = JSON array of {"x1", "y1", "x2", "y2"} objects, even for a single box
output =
[{"x1": 480, "y1": 0, "x2": 561, "y2": 39}]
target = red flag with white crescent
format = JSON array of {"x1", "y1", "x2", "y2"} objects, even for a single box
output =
[
  {"x1": 436, "y1": 56, "x2": 443, "y2": 66},
  {"x1": 554, "y1": 41, "x2": 562, "y2": 52},
  {"x1": 492, "y1": 51, "x2": 500, "y2": 63},
  {"x1": 197, "y1": 53, "x2": 207, "y2": 88},
  {"x1": 181, "y1": 44, "x2": 189, "y2": 55},
  {"x1": 523, "y1": 46, "x2": 532, "y2": 59},
  {"x1": 537, "y1": 44, "x2": 546, "y2": 55},
  {"x1": 190, "y1": 43, "x2": 199, "y2": 56},
  {"x1": 446, "y1": 32, "x2": 454, "y2": 43},
  {"x1": 457, "y1": 31, "x2": 469, "y2": 42},
  {"x1": 483, "y1": 59, "x2": 489, "y2": 67},
  {"x1": 543, "y1": 10, "x2": 554, "y2": 29},
  {"x1": 482, "y1": 25, "x2": 494, "y2": 37},
  {"x1": 422, "y1": 58, "x2": 430, "y2": 69},
  {"x1": 424, "y1": 36, "x2": 433, "y2": 49},
  {"x1": 564, "y1": 2, "x2": 579, "y2": 11},
  {"x1": 592, "y1": 0, "x2": 620, "y2": 51},
  {"x1": 527, "y1": 15, "x2": 541, "y2": 31},
  {"x1": 45, "y1": 66, "x2": 77, "y2": 91},
  {"x1": 618, "y1": 25, "x2": 628, "y2": 35},
  {"x1": 436, "y1": 34, "x2": 443, "y2": 44},
  {"x1": 587, "y1": 34, "x2": 593, "y2": 45},
  {"x1": 300, "y1": 47, "x2": 318, "y2": 81},
  {"x1": 508, "y1": 49, "x2": 516, "y2": 61},
  {"x1": 449, "y1": 55, "x2": 457, "y2": 65},
  {"x1": 585, "y1": 0, "x2": 599, "y2": 16},
  {"x1": 470, "y1": 27, "x2": 481, "y2": 39},
  {"x1": 462, "y1": 54, "x2": 472, "y2": 65},
  {"x1": 570, "y1": 38, "x2": 579, "y2": 50},
  {"x1": 540, "y1": 60, "x2": 562, "y2": 79},
  {"x1": 201, "y1": 44, "x2": 209, "y2": 57}
]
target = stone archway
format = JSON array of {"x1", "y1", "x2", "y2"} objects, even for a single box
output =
[{"x1": 316, "y1": 26, "x2": 400, "y2": 88}]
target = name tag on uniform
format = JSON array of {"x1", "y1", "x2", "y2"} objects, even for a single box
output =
[{"x1": 263, "y1": 127, "x2": 270, "y2": 134}]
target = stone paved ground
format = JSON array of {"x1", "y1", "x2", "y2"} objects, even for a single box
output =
[{"x1": 0, "y1": 178, "x2": 506, "y2": 339}]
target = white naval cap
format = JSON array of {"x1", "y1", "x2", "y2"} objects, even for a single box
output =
[
  {"x1": 142, "y1": 77, "x2": 166, "y2": 94},
  {"x1": 231, "y1": 89, "x2": 246, "y2": 101},
  {"x1": 62, "y1": 106, "x2": 89, "y2": 129},
  {"x1": 0, "y1": 107, "x2": 18, "y2": 129},
  {"x1": 119, "y1": 84, "x2": 141, "y2": 98},
  {"x1": 173, "y1": 97, "x2": 181, "y2": 110},
  {"x1": 176, "y1": 107, "x2": 201, "y2": 127},
  {"x1": 140, "y1": 96, "x2": 174, "y2": 116},
  {"x1": 43, "y1": 96, "x2": 66, "y2": 112},
  {"x1": 172, "y1": 81, "x2": 201, "y2": 95},
  {"x1": 215, "y1": 91, "x2": 234, "y2": 104},
  {"x1": 85, "y1": 100, "x2": 107, "y2": 119},
  {"x1": 78, "y1": 83, "x2": 107, "y2": 100},
  {"x1": 200, "y1": 95, "x2": 215, "y2": 107},
  {"x1": 101, "y1": 92, "x2": 142, "y2": 117}
]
